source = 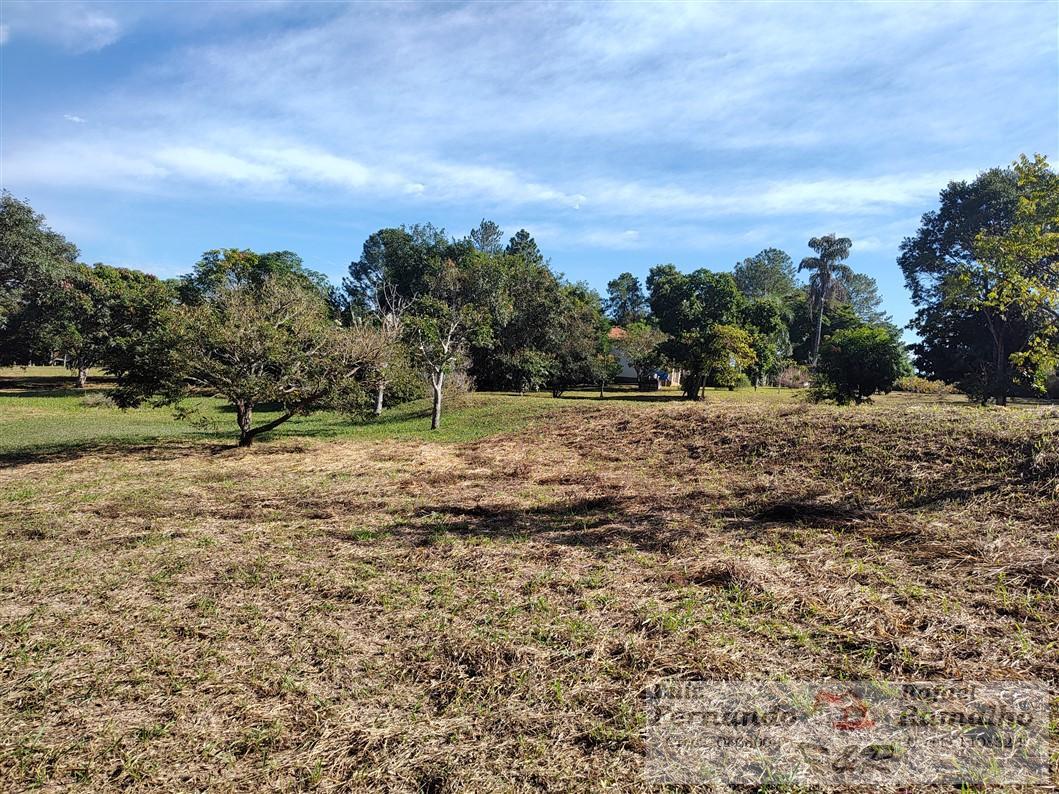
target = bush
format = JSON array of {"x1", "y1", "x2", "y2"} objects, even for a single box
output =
[
  {"x1": 895, "y1": 375, "x2": 957, "y2": 395},
  {"x1": 444, "y1": 367, "x2": 475, "y2": 400},
  {"x1": 777, "y1": 365, "x2": 811, "y2": 389},
  {"x1": 810, "y1": 327, "x2": 908, "y2": 405}
]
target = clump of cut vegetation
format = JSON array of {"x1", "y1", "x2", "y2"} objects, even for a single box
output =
[
  {"x1": 79, "y1": 391, "x2": 115, "y2": 408},
  {"x1": 1, "y1": 393, "x2": 1056, "y2": 790}
]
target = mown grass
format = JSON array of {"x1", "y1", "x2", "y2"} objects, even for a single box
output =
[
  {"x1": 0, "y1": 366, "x2": 800, "y2": 456},
  {"x1": 0, "y1": 367, "x2": 583, "y2": 455},
  {"x1": 1, "y1": 368, "x2": 1057, "y2": 790}
]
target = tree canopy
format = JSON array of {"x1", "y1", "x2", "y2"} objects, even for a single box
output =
[
  {"x1": 605, "y1": 272, "x2": 648, "y2": 327},
  {"x1": 647, "y1": 264, "x2": 746, "y2": 399},
  {"x1": 899, "y1": 156, "x2": 1058, "y2": 403},
  {"x1": 812, "y1": 326, "x2": 909, "y2": 405},
  {"x1": 733, "y1": 248, "x2": 797, "y2": 300}
]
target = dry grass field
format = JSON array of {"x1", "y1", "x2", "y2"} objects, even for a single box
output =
[{"x1": 2, "y1": 383, "x2": 1058, "y2": 790}]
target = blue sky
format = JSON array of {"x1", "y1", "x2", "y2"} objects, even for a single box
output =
[{"x1": 2, "y1": 1, "x2": 1056, "y2": 332}]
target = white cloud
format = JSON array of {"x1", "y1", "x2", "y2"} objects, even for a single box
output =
[
  {"x1": 0, "y1": 24, "x2": 9, "y2": 45},
  {"x1": 2, "y1": 141, "x2": 167, "y2": 189},
  {"x1": 153, "y1": 147, "x2": 284, "y2": 186},
  {"x1": 2, "y1": 0, "x2": 1053, "y2": 274},
  {"x1": 2, "y1": 2, "x2": 122, "y2": 52},
  {"x1": 0, "y1": 127, "x2": 977, "y2": 221},
  {"x1": 854, "y1": 236, "x2": 884, "y2": 252},
  {"x1": 63, "y1": 114, "x2": 86, "y2": 124}
]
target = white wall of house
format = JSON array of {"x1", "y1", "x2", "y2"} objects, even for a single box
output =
[
  {"x1": 611, "y1": 345, "x2": 681, "y2": 386},
  {"x1": 612, "y1": 347, "x2": 638, "y2": 381}
]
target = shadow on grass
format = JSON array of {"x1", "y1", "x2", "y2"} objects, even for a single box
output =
[
  {"x1": 0, "y1": 387, "x2": 107, "y2": 399},
  {"x1": 555, "y1": 390, "x2": 686, "y2": 404},
  {"x1": 0, "y1": 435, "x2": 235, "y2": 469},
  {"x1": 0, "y1": 375, "x2": 115, "y2": 391},
  {"x1": 394, "y1": 489, "x2": 1020, "y2": 555},
  {"x1": 388, "y1": 497, "x2": 690, "y2": 553},
  {"x1": 0, "y1": 406, "x2": 443, "y2": 468},
  {"x1": 393, "y1": 493, "x2": 879, "y2": 552}
]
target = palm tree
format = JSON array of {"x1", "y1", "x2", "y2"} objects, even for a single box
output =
[{"x1": 799, "y1": 234, "x2": 853, "y2": 366}]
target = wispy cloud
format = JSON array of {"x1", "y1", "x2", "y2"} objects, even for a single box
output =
[
  {"x1": 3, "y1": 2, "x2": 122, "y2": 52},
  {"x1": 63, "y1": 114, "x2": 87, "y2": 124},
  {"x1": 0, "y1": 24, "x2": 9, "y2": 46},
  {"x1": 1, "y1": 131, "x2": 971, "y2": 221},
  {"x1": 2, "y1": 0, "x2": 1055, "y2": 331}
]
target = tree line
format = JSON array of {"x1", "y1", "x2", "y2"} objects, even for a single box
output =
[{"x1": 0, "y1": 154, "x2": 1054, "y2": 444}]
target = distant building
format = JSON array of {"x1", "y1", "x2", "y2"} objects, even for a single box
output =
[{"x1": 607, "y1": 326, "x2": 682, "y2": 388}]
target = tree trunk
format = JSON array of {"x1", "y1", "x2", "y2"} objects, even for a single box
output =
[
  {"x1": 810, "y1": 291, "x2": 825, "y2": 367},
  {"x1": 374, "y1": 382, "x2": 385, "y2": 416},
  {"x1": 77, "y1": 366, "x2": 88, "y2": 389},
  {"x1": 236, "y1": 402, "x2": 254, "y2": 447},
  {"x1": 431, "y1": 373, "x2": 443, "y2": 430},
  {"x1": 685, "y1": 372, "x2": 703, "y2": 401},
  {"x1": 994, "y1": 333, "x2": 1008, "y2": 406},
  {"x1": 599, "y1": 380, "x2": 605, "y2": 398}
]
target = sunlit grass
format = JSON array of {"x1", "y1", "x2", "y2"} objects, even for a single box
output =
[{"x1": 3, "y1": 365, "x2": 1050, "y2": 458}]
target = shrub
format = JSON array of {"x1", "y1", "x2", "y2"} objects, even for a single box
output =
[
  {"x1": 443, "y1": 364, "x2": 475, "y2": 404},
  {"x1": 895, "y1": 375, "x2": 957, "y2": 395},
  {"x1": 777, "y1": 365, "x2": 811, "y2": 389},
  {"x1": 810, "y1": 326, "x2": 908, "y2": 405}
]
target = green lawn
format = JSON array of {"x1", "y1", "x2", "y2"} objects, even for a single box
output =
[
  {"x1": 1, "y1": 366, "x2": 721, "y2": 456},
  {"x1": 4, "y1": 365, "x2": 1047, "y2": 460}
]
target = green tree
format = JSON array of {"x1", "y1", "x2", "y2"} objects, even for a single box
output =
[
  {"x1": 704, "y1": 324, "x2": 757, "y2": 390},
  {"x1": 0, "y1": 193, "x2": 80, "y2": 363},
  {"x1": 364, "y1": 282, "x2": 414, "y2": 415},
  {"x1": 32, "y1": 263, "x2": 173, "y2": 388},
  {"x1": 180, "y1": 248, "x2": 329, "y2": 304},
  {"x1": 98, "y1": 268, "x2": 180, "y2": 403},
  {"x1": 787, "y1": 292, "x2": 862, "y2": 364},
  {"x1": 741, "y1": 296, "x2": 789, "y2": 387},
  {"x1": 471, "y1": 249, "x2": 565, "y2": 393},
  {"x1": 118, "y1": 277, "x2": 382, "y2": 446},
  {"x1": 647, "y1": 264, "x2": 745, "y2": 399},
  {"x1": 899, "y1": 168, "x2": 1018, "y2": 306},
  {"x1": 605, "y1": 272, "x2": 648, "y2": 326},
  {"x1": 733, "y1": 248, "x2": 797, "y2": 300},
  {"x1": 964, "y1": 154, "x2": 1059, "y2": 400},
  {"x1": 840, "y1": 272, "x2": 890, "y2": 325},
  {"x1": 811, "y1": 326, "x2": 909, "y2": 405},
  {"x1": 470, "y1": 219, "x2": 504, "y2": 254},
  {"x1": 406, "y1": 252, "x2": 498, "y2": 429},
  {"x1": 505, "y1": 229, "x2": 544, "y2": 268},
  {"x1": 591, "y1": 350, "x2": 622, "y2": 398},
  {"x1": 799, "y1": 234, "x2": 854, "y2": 366},
  {"x1": 546, "y1": 283, "x2": 609, "y2": 397},
  {"x1": 343, "y1": 224, "x2": 450, "y2": 314},
  {"x1": 898, "y1": 159, "x2": 1055, "y2": 404}
]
